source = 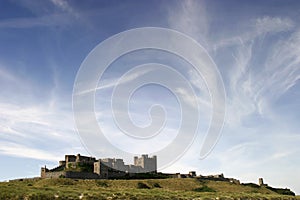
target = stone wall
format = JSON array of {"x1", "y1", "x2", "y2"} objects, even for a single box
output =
[
  {"x1": 65, "y1": 171, "x2": 100, "y2": 179},
  {"x1": 42, "y1": 171, "x2": 100, "y2": 179},
  {"x1": 43, "y1": 171, "x2": 66, "y2": 178}
]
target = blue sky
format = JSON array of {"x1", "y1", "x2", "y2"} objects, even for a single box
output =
[{"x1": 0, "y1": 0, "x2": 300, "y2": 194}]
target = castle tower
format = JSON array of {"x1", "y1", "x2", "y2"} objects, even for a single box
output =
[
  {"x1": 41, "y1": 165, "x2": 48, "y2": 178},
  {"x1": 133, "y1": 154, "x2": 157, "y2": 173},
  {"x1": 259, "y1": 178, "x2": 264, "y2": 186},
  {"x1": 134, "y1": 156, "x2": 138, "y2": 166}
]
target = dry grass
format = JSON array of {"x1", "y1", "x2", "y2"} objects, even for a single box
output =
[{"x1": 0, "y1": 178, "x2": 297, "y2": 200}]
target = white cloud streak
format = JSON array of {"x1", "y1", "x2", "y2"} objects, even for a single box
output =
[
  {"x1": 0, "y1": 0, "x2": 80, "y2": 29},
  {"x1": 0, "y1": 64, "x2": 84, "y2": 161},
  {"x1": 0, "y1": 14, "x2": 74, "y2": 29},
  {"x1": 255, "y1": 16, "x2": 294, "y2": 35},
  {"x1": 0, "y1": 141, "x2": 60, "y2": 161},
  {"x1": 167, "y1": 0, "x2": 209, "y2": 47},
  {"x1": 220, "y1": 17, "x2": 300, "y2": 126},
  {"x1": 213, "y1": 16, "x2": 295, "y2": 51},
  {"x1": 50, "y1": 0, "x2": 79, "y2": 18}
]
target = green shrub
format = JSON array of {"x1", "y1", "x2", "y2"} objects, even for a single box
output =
[
  {"x1": 96, "y1": 181, "x2": 109, "y2": 187},
  {"x1": 242, "y1": 183, "x2": 260, "y2": 188},
  {"x1": 193, "y1": 185, "x2": 215, "y2": 192},
  {"x1": 59, "y1": 174, "x2": 65, "y2": 178},
  {"x1": 153, "y1": 183, "x2": 161, "y2": 188},
  {"x1": 137, "y1": 182, "x2": 150, "y2": 189}
]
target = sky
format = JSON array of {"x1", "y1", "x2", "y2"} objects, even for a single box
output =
[{"x1": 0, "y1": 0, "x2": 299, "y2": 194}]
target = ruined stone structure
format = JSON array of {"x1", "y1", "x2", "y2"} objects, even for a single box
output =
[
  {"x1": 65, "y1": 154, "x2": 96, "y2": 169},
  {"x1": 164, "y1": 172, "x2": 240, "y2": 184},
  {"x1": 259, "y1": 178, "x2": 264, "y2": 185},
  {"x1": 41, "y1": 154, "x2": 157, "y2": 179},
  {"x1": 134, "y1": 155, "x2": 157, "y2": 173},
  {"x1": 259, "y1": 177, "x2": 268, "y2": 186},
  {"x1": 197, "y1": 173, "x2": 240, "y2": 184}
]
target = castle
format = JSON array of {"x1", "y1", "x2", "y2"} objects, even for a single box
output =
[
  {"x1": 38, "y1": 154, "x2": 295, "y2": 196},
  {"x1": 41, "y1": 154, "x2": 157, "y2": 179}
]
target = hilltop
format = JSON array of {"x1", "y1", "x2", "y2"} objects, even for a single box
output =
[
  {"x1": 32, "y1": 153, "x2": 297, "y2": 199},
  {"x1": 1, "y1": 178, "x2": 299, "y2": 200}
]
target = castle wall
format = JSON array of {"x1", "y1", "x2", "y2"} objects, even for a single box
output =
[
  {"x1": 94, "y1": 160, "x2": 127, "y2": 179},
  {"x1": 128, "y1": 165, "x2": 142, "y2": 173},
  {"x1": 42, "y1": 171, "x2": 100, "y2": 179},
  {"x1": 75, "y1": 154, "x2": 96, "y2": 163},
  {"x1": 65, "y1": 171, "x2": 100, "y2": 179},
  {"x1": 43, "y1": 171, "x2": 66, "y2": 178},
  {"x1": 59, "y1": 161, "x2": 66, "y2": 166}
]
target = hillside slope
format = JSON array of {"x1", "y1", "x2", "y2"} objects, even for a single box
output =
[{"x1": 0, "y1": 178, "x2": 298, "y2": 200}]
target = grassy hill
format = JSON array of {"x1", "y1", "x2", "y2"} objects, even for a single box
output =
[{"x1": 0, "y1": 178, "x2": 298, "y2": 200}]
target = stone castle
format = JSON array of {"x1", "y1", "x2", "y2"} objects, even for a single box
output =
[
  {"x1": 41, "y1": 154, "x2": 157, "y2": 179},
  {"x1": 38, "y1": 154, "x2": 296, "y2": 196}
]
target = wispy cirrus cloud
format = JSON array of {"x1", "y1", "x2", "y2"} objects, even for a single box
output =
[
  {"x1": 0, "y1": 63, "x2": 84, "y2": 161},
  {"x1": 213, "y1": 16, "x2": 299, "y2": 127},
  {"x1": 0, "y1": 141, "x2": 60, "y2": 161},
  {"x1": 50, "y1": 0, "x2": 71, "y2": 12},
  {"x1": 0, "y1": 13, "x2": 73, "y2": 29},
  {"x1": 254, "y1": 16, "x2": 294, "y2": 35},
  {"x1": 213, "y1": 16, "x2": 295, "y2": 51},
  {"x1": 0, "y1": 0, "x2": 79, "y2": 29},
  {"x1": 167, "y1": 0, "x2": 209, "y2": 47},
  {"x1": 0, "y1": 101, "x2": 83, "y2": 160},
  {"x1": 253, "y1": 30, "x2": 300, "y2": 115},
  {"x1": 50, "y1": 0, "x2": 79, "y2": 18},
  {"x1": 165, "y1": 2, "x2": 299, "y2": 192}
]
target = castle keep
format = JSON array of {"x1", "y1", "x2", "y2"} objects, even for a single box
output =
[{"x1": 41, "y1": 154, "x2": 157, "y2": 179}]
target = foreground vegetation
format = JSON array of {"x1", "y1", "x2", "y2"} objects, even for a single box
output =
[{"x1": 0, "y1": 178, "x2": 299, "y2": 200}]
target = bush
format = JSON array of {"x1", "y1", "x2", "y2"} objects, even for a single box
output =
[
  {"x1": 153, "y1": 183, "x2": 161, "y2": 188},
  {"x1": 242, "y1": 183, "x2": 260, "y2": 188},
  {"x1": 59, "y1": 174, "x2": 65, "y2": 178},
  {"x1": 137, "y1": 182, "x2": 150, "y2": 189},
  {"x1": 193, "y1": 185, "x2": 215, "y2": 192},
  {"x1": 96, "y1": 181, "x2": 109, "y2": 187}
]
